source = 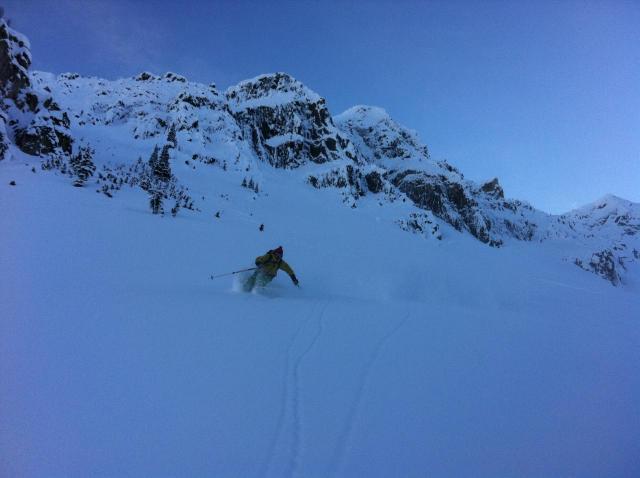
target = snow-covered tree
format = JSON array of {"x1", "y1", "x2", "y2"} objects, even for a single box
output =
[
  {"x1": 69, "y1": 145, "x2": 96, "y2": 187},
  {"x1": 149, "y1": 188, "x2": 164, "y2": 215},
  {"x1": 148, "y1": 145, "x2": 159, "y2": 172},
  {"x1": 155, "y1": 145, "x2": 172, "y2": 181},
  {"x1": 171, "y1": 201, "x2": 180, "y2": 217},
  {"x1": 167, "y1": 123, "x2": 177, "y2": 148}
]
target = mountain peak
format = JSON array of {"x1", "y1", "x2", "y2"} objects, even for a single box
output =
[
  {"x1": 594, "y1": 194, "x2": 632, "y2": 207},
  {"x1": 568, "y1": 194, "x2": 638, "y2": 216},
  {"x1": 334, "y1": 104, "x2": 429, "y2": 163},
  {"x1": 334, "y1": 105, "x2": 391, "y2": 126},
  {"x1": 225, "y1": 72, "x2": 322, "y2": 112}
]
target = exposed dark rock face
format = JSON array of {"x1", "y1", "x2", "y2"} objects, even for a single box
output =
[
  {"x1": 163, "y1": 72, "x2": 187, "y2": 83},
  {"x1": 12, "y1": 97, "x2": 74, "y2": 156},
  {"x1": 480, "y1": 177, "x2": 504, "y2": 198},
  {"x1": 391, "y1": 170, "x2": 447, "y2": 215},
  {"x1": 364, "y1": 171, "x2": 384, "y2": 193},
  {"x1": 396, "y1": 212, "x2": 442, "y2": 240},
  {"x1": 0, "y1": 111, "x2": 9, "y2": 159},
  {"x1": 575, "y1": 251, "x2": 621, "y2": 286},
  {"x1": 135, "y1": 72, "x2": 157, "y2": 82},
  {"x1": 333, "y1": 106, "x2": 545, "y2": 248},
  {"x1": 389, "y1": 168, "x2": 540, "y2": 247},
  {"x1": 0, "y1": 19, "x2": 31, "y2": 100},
  {"x1": 308, "y1": 164, "x2": 366, "y2": 200},
  {"x1": 226, "y1": 73, "x2": 358, "y2": 168},
  {"x1": 15, "y1": 126, "x2": 57, "y2": 155},
  {"x1": 0, "y1": 19, "x2": 73, "y2": 159}
]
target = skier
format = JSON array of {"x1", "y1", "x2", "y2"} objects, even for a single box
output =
[{"x1": 244, "y1": 246, "x2": 299, "y2": 291}]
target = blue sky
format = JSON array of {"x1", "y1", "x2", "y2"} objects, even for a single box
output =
[{"x1": 4, "y1": 0, "x2": 639, "y2": 212}]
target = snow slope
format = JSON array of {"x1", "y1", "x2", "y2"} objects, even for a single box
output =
[
  {"x1": 2, "y1": 157, "x2": 639, "y2": 477},
  {"x1": 2, "y1": 18, "x2": 640, "y2": 477},
  {"x1": 20, "y1": 68, "x2": 638, "y2": 285}
]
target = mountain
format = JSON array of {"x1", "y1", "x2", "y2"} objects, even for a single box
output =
[
  {"x1": 2, "y1": 17, "x2": 639, "y2": 286},
  {"x1": 554, "y1": 195, "x2": 640, "y2": 285},
  {"x1": 226, "y1": 72, "x2": 359, "y2": 169},
  {"x1": 6, "y1": 51, "x2": 635, "y2": 284},
  {"x1": 2, "y1": 17, "x2": 640, "y2": 478}
]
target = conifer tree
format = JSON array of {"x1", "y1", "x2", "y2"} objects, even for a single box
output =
[
  {"x1": 70, "y1": 145, "x2": 96, "y2": 187},
  {"x1": 140, "y1": 147, "x2": 158, "y2": 191},
  {"x1": 149, "y1": 188, "x2": 164, "y2": 215},
  {"x1": 167, "y1": 123, "x2": 177, "y2": 148},
  {"x1": 171, "y1": 201, "x2": 180, "y2": 217},
  {"x1": 154, "y1": 145, "x2": 172, "y2": 182},
  {"x1": 148, "y1": 145, "x2": 160, "y2": 171}
]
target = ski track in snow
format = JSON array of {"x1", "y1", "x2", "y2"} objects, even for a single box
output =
[
  {"x1": 259, "y1": 301, "x2": 318, "y2": 478},
  {"x1": 331, "y1": 313, "x2": 411, "y2": 478},
  {"x1": 260, "y1": 300, "x2": 329, "y2": 478},
  {"x1": 533, "y1": 277, "x2": 606, "y2": 294},
  {"x1": 288, "y1": 300, "x2": 330, "y2": 478}
]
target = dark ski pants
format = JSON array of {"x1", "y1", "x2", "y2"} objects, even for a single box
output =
[{"x1": 243, "y1": 269, "x2": 274, "y2": 292}]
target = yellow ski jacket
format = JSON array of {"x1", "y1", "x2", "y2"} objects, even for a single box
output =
[{"x1": 255, "y1": 251, "x2": 295, "y2": 279}]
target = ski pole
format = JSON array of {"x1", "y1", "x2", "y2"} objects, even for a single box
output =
[{"x1": 210, "y1": 267, "x2": 257, "y2": 280}]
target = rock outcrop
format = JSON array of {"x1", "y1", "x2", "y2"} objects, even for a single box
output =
[
  {"x1": 0, "y1": 18, "x2": 72, "y2": 160},
  {"x1": 333, "y1": 105, "x2": 541, "y2": 247},
  {"x1": 3, "y1": 16, "x2": 634, "y2": 286},
  {"x1": 554, "y1": 195, "x2": 640, "y2": 284},
  {"x1": 226, "y1": 73, "x2": 358, "y2": 168},
  {"x1": 335, "y1": 105, "x2": 429, "y2": 163}
]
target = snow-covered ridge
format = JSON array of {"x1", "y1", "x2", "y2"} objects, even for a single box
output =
[
  {"x1": 27, "y1": 69, "x2": 256, "y2": 175},
  {"x1": 335, "y1": 104, "x2": 428, "y2": 164},
  {"x1": 552, "y1": 195, "x2": 640, "y2": 285},
  {"x1": 565, "y1": 194, "x2": 639, "y2": 220},
  {"x1": 17, "y1": 70, "x2": 640, "y2": 284},
  {"x1": 1, "y1": 20, "x2": 638, "y2": 286},
  {"x1": 334, "y1": 104, "x2": 434, "y2": 205},
  {"x1": 225, "y1": 72, "x2": 322, "y2": 112}
]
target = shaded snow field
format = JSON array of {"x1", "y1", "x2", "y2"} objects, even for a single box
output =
[{"x1": 1, "y1": 159, "x2": 639, "y2": 478}]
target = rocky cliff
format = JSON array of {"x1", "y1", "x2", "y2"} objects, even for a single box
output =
[
  {"x1": 1, "y1": 20, "x2": 637, "y2": 286},
  {"x1": 0, "y1": 18, "x2": 72, "y2": 161}
]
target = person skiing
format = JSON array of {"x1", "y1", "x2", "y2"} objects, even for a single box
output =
[{"x1": 244, "y1": 246, "x2": 299, "y2": 291}]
